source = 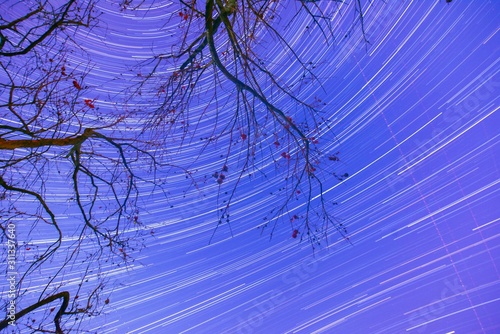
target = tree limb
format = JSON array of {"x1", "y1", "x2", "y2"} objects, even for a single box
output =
[{"x1": 0, "y1": 291, "x2": 70, "y2": 333}]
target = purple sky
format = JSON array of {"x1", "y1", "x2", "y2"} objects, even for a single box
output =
[{"x1": 2, "y1": 0, "x2": 499, "y2": 333}]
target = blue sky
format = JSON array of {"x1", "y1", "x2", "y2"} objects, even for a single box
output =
[{"x1": 2, "y1": 0, "x2": 499, "y2": 333}]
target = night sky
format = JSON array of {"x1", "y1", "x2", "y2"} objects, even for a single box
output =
[{"x1": 2, "y1": 0, "x2": 499, "y2": 333}]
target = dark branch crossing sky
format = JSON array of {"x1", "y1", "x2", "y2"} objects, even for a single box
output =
[{"x1": 2, "y1": 0, "x2": 499, "y2": 333}]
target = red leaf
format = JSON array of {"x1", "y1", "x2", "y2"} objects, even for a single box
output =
[
  {"x1": 84, "y1": 99, "x2": 95, "y2": 109},
  {"x1": 241, "y1": 133, "x2": 247, "y2": 140},
  {"x1": 73, "y1": 80, "x2": 81, "y2": 90},
  {"x1": 292, "y1": 229, "x2": 299, "y2": 238}
]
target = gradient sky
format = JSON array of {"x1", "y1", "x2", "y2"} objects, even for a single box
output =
[{"x1": 2, "y1": 0, "x2": 500, "y2": 333}]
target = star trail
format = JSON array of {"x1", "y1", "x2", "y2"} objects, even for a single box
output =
[{"x1": 1, "y1": 0, "x2": 499, "y2": 333}]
